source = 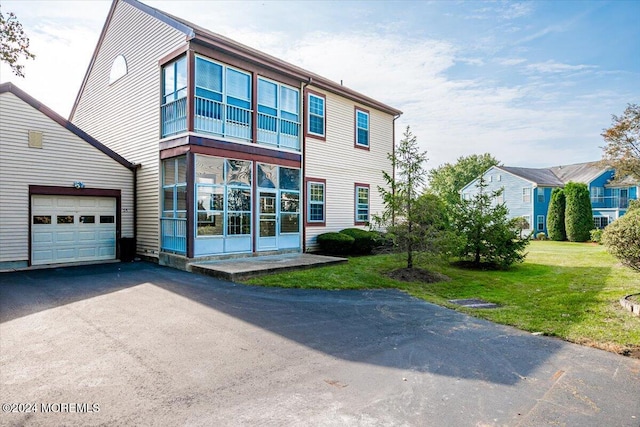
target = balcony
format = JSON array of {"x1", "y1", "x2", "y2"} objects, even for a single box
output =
[
  {"x1": 590, "y1": 195, "x2": 630, "y2": 209},
  {"x1": 161, "y1": 97, "x2": 300, "y2": 151},
  {"x1": 161, "y1": 217, "x2": 187, "y2": 254},
  {"x1": 257, "y1": 113, "x2": 300, "y2": 150}
]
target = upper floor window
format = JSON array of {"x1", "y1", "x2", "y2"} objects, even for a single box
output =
[
  {"x1": 194, "y1": 56, "x2": 252, "y2": 140},
  {"x1": 161, "y1": 56, "x2": 188, "y2": 137},
  {"x1": 307, "y1": 92, "x2": 325, "y2": 138},
  {"x1": 355, "y1": 184, "x2": 369, "y2": 224},
  {"x1": 355, "y1": 108, "x2": 369, "y2": 148},
  {"x1": 257, "y1": 78, "x2": 300, "y2": 149},
  {"x1": 163, "y1": 56, "x2": 187, "y2": 105},
  {"x1": 109, "y1": 54, "x2": 127, "y2": 85},
  {"x1": 591, "y1": 186, "x2": 604, "y2": 203},
  {"x1": 522, "y1": 187, "x2": 531, "y2": 203},
  {"x1": 537, "y1": 187, "x2": 545, "y2": 203}
]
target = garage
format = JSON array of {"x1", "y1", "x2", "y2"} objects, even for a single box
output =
[
  {"x1": 1, "y1": 83, "x2": 136, "y2": 270},
  {"x1": 31, "y1": 195, "x2": 118, "y2": 265}
]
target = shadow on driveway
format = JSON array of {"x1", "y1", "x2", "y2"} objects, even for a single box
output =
[{"x1": 1, "y1": 261, "x2": 563, "y2": 386}]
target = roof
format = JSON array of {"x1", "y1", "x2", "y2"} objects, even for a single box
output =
[
  {"x1": 548, "y1": 162, "x2": 608, "y2": 185},
  {"x1": 71, "y1": 0, "x2": 402, "y2": 119},
  {"x1": 0, "y1": 82, "x2": 137, "y2": 171},
  {"x1": 498, "y1": 166, "x2": 565, "y2": 186}
]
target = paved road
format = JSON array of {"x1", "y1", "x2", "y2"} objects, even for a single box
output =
[{"x1": 1, "y1": 262, "x2": 639, "y2": 426}]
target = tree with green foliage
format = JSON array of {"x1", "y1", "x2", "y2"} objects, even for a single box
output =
[
  {"x1": 601, "y1": 104, "x2": 640, "y2": 180},
  {"x1": 602, "y1": 200, "x2": 640, "y2": 271},
  {"x1": 563, "y1": 182, "x2": 593, "y2": 242},
  {"x1": 0, "y1": 7, "x2": 35, "y2": 77},
  {"x1": 427, "y1": 153, "x2": 500, "y2": 207},
  {"x1": 547, "y1": 188, "x2": 567, "y2": 241},
  {"x1": 451, "y1": 177, "x2": 528, "y2": 268},
  {"x1": 375, "y1": 126, "x2": 430, "y2": 269}
]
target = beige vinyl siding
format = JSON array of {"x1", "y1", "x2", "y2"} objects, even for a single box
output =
[
  {"x1": 71, "y1": 1, "x2": 186, "y2": 258},
  {"x1": 305, "y1": 88, "x2": 394, "y2": 251},
  {"x1": 0, "y1": 92, "x2": 134, "y2": 264}
]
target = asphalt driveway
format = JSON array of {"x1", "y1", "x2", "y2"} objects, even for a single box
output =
[{"x1": 1, "y1": 262, "x2": 639, "y2": 426}]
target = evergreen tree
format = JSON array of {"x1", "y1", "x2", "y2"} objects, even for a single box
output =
[
  {"x1": 451, "y1": 177, "x2": 529, "y2": 268},
  {"x1": 375, "y1": 126, "x2": 428, "y2": 269},
  {"x1": 564, "y1": 182, "x2": 593, "y2": 242},
  {"x1": 547, "y1": 188, "x2": 566, "y2": 241}
]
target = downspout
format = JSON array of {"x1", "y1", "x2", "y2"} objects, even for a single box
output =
[
  {"x1": 301, "y1": 77, "x2": 312, "y2": 252},
  {"x1": 391, "y1": 113, "x2": 401, "y2": 227},
  {"x1": 133, "y1": 163, "x2": 140, "y2": 257}
]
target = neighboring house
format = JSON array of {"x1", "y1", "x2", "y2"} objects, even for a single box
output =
[
  {"x1": 70, "y1": 0, "x2": 401, "y2": 268},
  {"x1": 0, "y1": 83, "x2": 136, "y2": 270},
  {"x1": 460, "y1": 162, "x2": 639, "y2": 236}
]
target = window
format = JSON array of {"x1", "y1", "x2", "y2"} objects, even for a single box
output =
[
  {"x1": 355, "y1": 184, "x2": 369, "y2": 224},
  {"x1": 79, "y1": 216, "x2": 95, "y2": 224},
  {"x1": 162, "y1": 156, "x2": 187, "y2": 219},
  {"x1": 522, "y1": 215, "x2": 531, "y2": 230},
  {"x1": 161, "y1": 56, "x2": 187, "y2": 136},
  {"x1": 497, "y1": 174, "x2": 501, "y2": 182},
  {"x1": 33, "y1": 216, "x2": 51, "y2": 224},
  {"x1": 163, "y1": 56, "x2": 187, "y2": 105},
  {"x1": 537, "y1": 188, "x2": 545, "y2": 203},
  {"x1": 109, "y1": 54, "x2": 127, "y2": 85},
  {"x1": 306, "y1": 180, "x2": 325, "y2": 224},
  {"x1": 100, "y1": 216, "x2": 115, "y2": 224},
  {"x1": 57, "y1": 215, "x2": 74, "y2": 224},
  {"x1": 226, "y1": 160, "x2": 252, "y2": 235},
  {"x1": 495, "y1": 192, "x2": 504, "y2": 204},
  {"x1": 279, "y1": 168, "x2": 301, "y2": 234},
  {"x1": 591, "y1": 187, "x2": 604, "y2": 204},
  {"x1": 257, "y1": 78, "x2": 300, "y2": 149},
  {"x1": 522, "y1": 187, "x2": 531, "y2": 203},
  {"x1": 307, "y1": 92, "x2": 325, "y2": 138},
  {"x1": 593, "y1": 216, "x2": 609, "y2": 230},
  {"x1": 355, "y1": 108, "x2": 369, "y2": 148},
  {"x1": 537, "y1": 215, "x2": 545, "y2": 231},
  {"x1": 194, "y1": 56, "x2": 252, "y2": 140}
]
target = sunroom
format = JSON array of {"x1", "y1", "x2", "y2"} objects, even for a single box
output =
[{"x1": 160, "y1": 54, "x2": 301, "y2": 151}]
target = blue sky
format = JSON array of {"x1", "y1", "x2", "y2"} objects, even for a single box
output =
[{"x1": 1, "y1": 0, "x2": 638, "y2": 169}]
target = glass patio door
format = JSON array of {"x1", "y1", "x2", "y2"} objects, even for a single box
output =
[{"x1": 258, "y1": 191, "x2": 277, "y2": 250}]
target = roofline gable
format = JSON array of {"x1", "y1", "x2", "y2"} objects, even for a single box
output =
[
  {"x1": 1, "y1": 82, "x2": 137, "y2": 171},
  {"x1": 69, "y1": 0, "x2": 194, "y2": 120},
  {"x1": 71, "y1": 0, "x2": 401, "y2": 117}
]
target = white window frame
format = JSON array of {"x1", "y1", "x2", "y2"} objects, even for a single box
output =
[
  {"x1": 522, "y1": 215, "x2": 531, "y2": 230},
  {"x1": 522, "y1": 187, "x2": 531, "y2": 203},
  {"x1": 307, "y1": 181, "x2": 325, "y2": 224},
  {"x1": 355, "y1": 108, "x2": 369, "y2": 148},
  {"x1": 307, "y1": 93, "x2": 325, "y2": 137},
  {"x1": 355, "y1": 185, "x2": 370, "y2": 224},
  {"x1": 537, "y1": 188, "x2": 545, "y2": 203},
  {"x1": 537, "y1": 215, "x2": 545, "y2": 231}
]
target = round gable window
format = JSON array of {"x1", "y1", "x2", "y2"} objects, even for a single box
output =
[{"x1": 109, "y1": 54, "x2": 127, "y2": 85}]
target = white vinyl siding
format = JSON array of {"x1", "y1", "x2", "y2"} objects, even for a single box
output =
[
  {"x1": 304, "y1": 88, "x2": 393, "y2": 250},
  {"x1": 0, "y1": 92, "x2": 134, "y2": 265},
  {"x1": 71, "y1": 0, "x2": 186, "y2": 259}
]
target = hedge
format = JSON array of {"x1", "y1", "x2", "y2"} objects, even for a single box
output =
[{"x1": 316, "y1": 232, "x2": 354, "y2": 255}]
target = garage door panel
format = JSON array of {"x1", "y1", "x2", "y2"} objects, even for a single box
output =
[
  {"x1": 31, "y1": 195, "x2": 117, "y2": 266},
  {"x1": 32, "y1": 231, "x2": 53, "y2": 243},
  {"x1": 78, "y1": 231, "x2": 97, "y2": 241}
]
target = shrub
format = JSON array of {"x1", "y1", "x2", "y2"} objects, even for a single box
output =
[
  {"x1": 316, "y1": 232, "x2": 354, "y2": 255},
  {"x1": 339, "y1": 228, "x2": 378, "y2": 254},
  {"x1": 564, "y1": 182, "x2": 593, "y2": 242},
  {"x1": 602, "y1": 209, "x2": 640, "y2": 271},
  {"x1": 547, "y1": 188, "x2": 566, "y2": 241},
  {"x1": 536, "y1": 232, "x2": 547, "y2": 240},
  {"x1": 590, "y1": 229, "x2": 604, "y2": 244}
]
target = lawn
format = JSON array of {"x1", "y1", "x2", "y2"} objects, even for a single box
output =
[{"x1": 244, "y1": 241, "x2": 640, "y2": 357}]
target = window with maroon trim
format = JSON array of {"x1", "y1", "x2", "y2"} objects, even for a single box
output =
[
  {"x1": 306, "y1": 180, "x2": 326, "y2": 224},
  {"x1": 355, "y1": 108, "x2": 369, "y2": 148},
  {"x1": 355, "y1": 184, "x2": 369, "y2": 224},
  {"x1": 307, "y1": 92, "x2": 326, "y2": 138}
]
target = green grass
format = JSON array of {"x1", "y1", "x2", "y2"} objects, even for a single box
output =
[{"x1": 244, "y1": 241, "x2": 640, "y2": 355}]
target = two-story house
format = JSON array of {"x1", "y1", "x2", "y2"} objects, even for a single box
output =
[
  {"x1": 460, "y1": 162, "x2": 639, "y2": 235},
  {"x1": 70, "y1": 0, "x2": 401, "y2": 268}
]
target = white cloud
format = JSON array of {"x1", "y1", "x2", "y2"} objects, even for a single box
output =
[{"x1": 526, "y1": 60, "x2": 597, "y2": 74}]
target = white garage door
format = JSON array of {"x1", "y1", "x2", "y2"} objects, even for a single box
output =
[{"x1": 31, "y1": 195, "x2": 117, "y2": 265}]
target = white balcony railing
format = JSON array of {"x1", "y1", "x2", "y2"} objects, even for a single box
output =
[
  {"x1": 257, "y1": 112, "x2": 300, "y2": 151},
  {"x1": 194, "y1": 97, "x2": 252, "y2": 141},
  {"x1": 590, "y1": 195, "x2": 630, "y2": 209},
  {"x1": 161, "y1": 97, "x2": 187, "y2": 137}
]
